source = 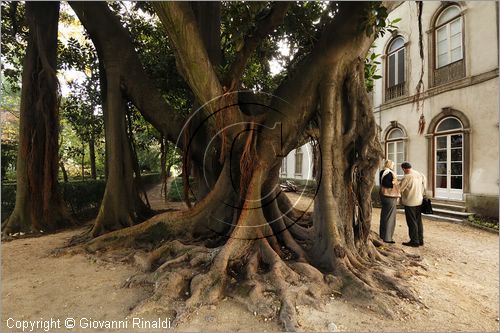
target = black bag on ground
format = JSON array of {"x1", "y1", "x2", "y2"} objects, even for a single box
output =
[{"x1": 421, "y1": 197, "x2": 433, "y2": 214}]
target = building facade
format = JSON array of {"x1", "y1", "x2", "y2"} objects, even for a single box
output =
[
  {"x1": 279, "y1": 142, "x2": 315, "y2": 182},
  {"x1": 372, "y1": 2, "x2": 499, "y2": 217}
]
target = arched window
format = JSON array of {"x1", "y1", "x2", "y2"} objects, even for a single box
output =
[
  {"x1": 386, "y1": 36, "x2": 406, "y2": 100},
  {"x1": 294, "y1": 147, "x2": 303, "y2": 176},
  {"x1": 435, "y1": 5, "x2": 463, "y2": 68},
  {"x1": 436, "y1": 117, "x2": 463, "y2": 132},
  {"x1": 432, "y1": 4, "x2": 465, "y2": 86},
  {"x1": 386, "y1": 127, "x2": 406, "y2": 176}
]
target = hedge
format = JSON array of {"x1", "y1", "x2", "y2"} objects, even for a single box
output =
[
  {"x1": 168, "y1": 177, "x2": 197, "y2": 202},
  {"x1": 1, "y1": 173, "x2": 161, "y2": 221}
]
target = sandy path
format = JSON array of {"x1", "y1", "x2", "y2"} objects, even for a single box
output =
[
  {"x1": 1, "y1": 229, "x2": 147, "y2": 332},
  {"x1": 1, "y1": 188, "x2": 498, "y2": 331}
]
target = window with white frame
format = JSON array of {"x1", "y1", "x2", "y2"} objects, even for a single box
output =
[
  {"x1": 435, "y1": 5, "x2": 463, "y2": 68},
  {"x1": 385, "y1": 36, "x2": 407, "y2": 101},
  {"x1": 294, "y1": 147, "x2": 303, "y2": 176},
  {"x1": 387, "y1": 37, "x2": 405, "y2": 87},
  {"x1": 386, "y1": 128, "x2": 405, "y2": 177},
  {"x1": 281, "y1": 157, "x2": 287, "y2": 176}
]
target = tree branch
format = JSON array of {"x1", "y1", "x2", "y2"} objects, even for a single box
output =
[
  {"x1": 69, "y1": 2, "x2": 184, "y2": 144},
  {"x1": 263, "y1": 3, "x2": 378, "y2": 153},
  {"x1": 223, "y1": 2, "x2": 290, "y2": 90},
  {"x1": 152, "y1": 2, "x2": 224, "y2": 115}
]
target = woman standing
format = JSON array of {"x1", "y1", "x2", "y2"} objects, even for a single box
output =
[{"x1": 379, "y1": 160, "x2": 400, "y2": 243}]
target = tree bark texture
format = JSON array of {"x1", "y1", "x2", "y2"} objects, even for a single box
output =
[
  {"x1": 69, "y1": 2, "x2": 420, "y2": 330},
  {"x1": 90, "y1": 64, "x2": 151, "y2": 237},
  {"x1": 3, "y1": 2, "x2": 70, "y2": 235}
]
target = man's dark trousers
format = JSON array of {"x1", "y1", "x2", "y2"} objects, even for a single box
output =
[{"x1": 404, "y1": 205, "x2": 423, "y2": 244}]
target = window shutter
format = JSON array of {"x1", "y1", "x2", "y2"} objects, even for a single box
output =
[
  {"x1": 397, "y1": 49, "x2": 405, "y2": 84},
  {"x1": 388, "y1": 54, "x2": 396, "y2": 87}
]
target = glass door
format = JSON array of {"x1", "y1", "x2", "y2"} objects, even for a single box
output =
[{"x1": 435, "y1": 134, "x2": 463, "y2": 200}]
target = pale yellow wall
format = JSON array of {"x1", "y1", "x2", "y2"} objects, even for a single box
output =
[
  {"x1": 372, "y1": 2, "x2": 499, "y2": 196},
  {"x1": 373, "y1": 2, "x2": 498, "y2": 105},
  {"x1": 463, "y1": 2, "x2": 499, "y2": 75}
]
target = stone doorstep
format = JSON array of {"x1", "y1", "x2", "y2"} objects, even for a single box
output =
[
  {"x1": 396, "y1": 208, "x2": 467, "y2": 223},
  {"x1": 431, "y1": 208, "x2": 475, "y2": 218},
  {"x1": 430, "y1": 202, "x2": 467, "y2": 212}
]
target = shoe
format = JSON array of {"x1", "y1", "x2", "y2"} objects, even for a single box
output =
[
  {"x1": 383, "y1": 240, "x2": 396, "y2": 244},
  {"x1": 402, "y1": 241, "x2": 419, "y2": 247},
  {"x1": 419, "y1": 241, "x2": 424, "y2": 246}
]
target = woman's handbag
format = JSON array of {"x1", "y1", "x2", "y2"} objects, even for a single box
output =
[
  {"x1": 380, "y1": 171, "x2": 401, "y2": 198},
  {"x1": 421, "y1": 197, "x2": 433, "y2": 214},
  {"x1": 380, "y1": 185, "x2": 401, "y2": 198}
]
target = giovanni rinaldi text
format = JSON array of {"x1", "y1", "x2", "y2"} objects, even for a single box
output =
[{"x1": 6, "y1": 317, "x2": 172, "y2": 331}]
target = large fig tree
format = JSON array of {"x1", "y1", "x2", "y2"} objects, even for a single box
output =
[{"x1": 45, "y1": 1, "x2": 420, "y2": 330}]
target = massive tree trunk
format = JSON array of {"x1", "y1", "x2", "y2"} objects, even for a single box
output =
[
  {"x1": 89, "y1": 64, "x2": 152, "y2": 237},
  {"x1": 3, "y1": 2, "x2": 70, "y2": 235},
  {"x1": 70, "y1": 1, "x2": 219, "y2": 234},
  {"x1": 68, "y1": 2, "x2": 420, "y2": 330}
]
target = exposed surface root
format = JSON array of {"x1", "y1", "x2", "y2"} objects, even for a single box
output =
[
  {"x1": 120, "y1": 237, "x2": 335, "y2": 331},
  {"x1": 62, "y1": 166, "x2": 426, "y2": 331},
  {"x1": 83, "y1": 210, "x2": 195, "y2": 253},
  {"x1": 104, "y1": 227, "x2": 425, "y2": 331},
  {"x1": 62, "y1": 196, "x2": 428, "y2": 331}
]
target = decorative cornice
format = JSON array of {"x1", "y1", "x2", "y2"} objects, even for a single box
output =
[{"x1": 378, "y1": 68, "x2": 498, "y2": 111}]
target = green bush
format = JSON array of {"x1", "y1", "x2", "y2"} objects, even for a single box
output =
[
  {"x1": 467, "y1": 215, "x2": 499, "y2": 230},
  {"x1": 1, "y1": 173, "x2": 161, "y2": 221},
  {"x1": 168, "y1": 177, "x2": 196, "y2": 202},
  {"x1": 62, "y1": 179, "x2": 106, "y2": 214},
  {"x1": 1, "y1": 184, "x2": 16, "y2": 222},
  {"x1": 141, "y1": 173, "x2": 162, "y2": 188},
  {"x1": 1, "y1": 142, "x2": 17, "y2": 181}
]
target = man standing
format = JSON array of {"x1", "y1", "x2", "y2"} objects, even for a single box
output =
[{"x1": 399, "y1": 162, "x2": 426, "y2": 247}]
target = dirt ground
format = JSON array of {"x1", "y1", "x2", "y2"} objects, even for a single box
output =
[{"x1": 1, "y1": 186, "x2": 498, "y2": 332}]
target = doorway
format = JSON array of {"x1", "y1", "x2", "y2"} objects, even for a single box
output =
[{"x1": 434, "y1": 117, "x2": 463, "y2": 200}]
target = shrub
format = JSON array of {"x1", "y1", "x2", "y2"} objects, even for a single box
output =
[
  {"x1": 62, "y1": 179, "x2": 106, "y2": 214},
  {"x1": 1, "y1": 184, "x2": 16, "y2": 222},
  {"x1": 1, "y1": 173, "x2": 161, "y2": 221},
  {"x1": 467, "y1": 215, "x2": 499, "y2": 230},
  {"x1": 168, "y1": 177, "x2": 196, "y2": 202},
  {"x1": 140, "y1": 173, "x2": 162, "y2": 188}
]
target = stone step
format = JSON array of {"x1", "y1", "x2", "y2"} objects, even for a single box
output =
[
  {"x1": 422, "y1": 214, "x2": 464, "y2": 223},
  {"x1": 396, "y1": 208, "x2": 472, "y2": 223},
  {"x1": 430, "y1": 202, "x2": 466, "y2": 212},
  {"x1": 431, "y1": 198, "x2": 466, "y2": 206},
  {"x1": 432, "y1": 208, "x2": 474, "y2": 218}
]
